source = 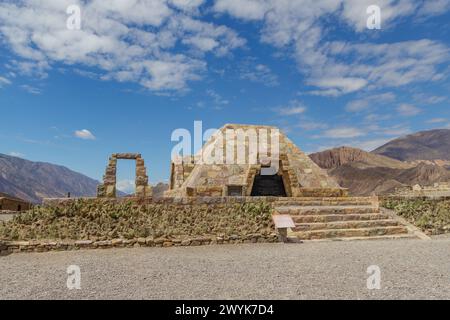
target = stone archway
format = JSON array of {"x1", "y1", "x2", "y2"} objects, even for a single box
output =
[{"x1": 97, "y1": 153, "x2": 152, "y2": 198}]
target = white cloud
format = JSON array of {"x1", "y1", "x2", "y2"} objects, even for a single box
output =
[
  {"x1": 341, "y1": 0, "x2": 419, "y2": 32},
  {"x1": 277, "y1": 100, "x2": 306, "y2": 116},
  {"x1": 135, "y1": 57, "x2": 206, "y2": 91},
  {"x1": 240, "y1": 63, "x2": 279, "y2": 87},
  {"x1": 8, "y1": 60, "x2": 50, "y2": 79},
  {"x1": 0, "y1": 76, "x2": 11, "y2": 88},
  {"x1": 117, "y1": 179, "x2": 136, "y2": 194},
  {"x1": 9, "y1": 151, "x2": 25, "y2": 158},
  {"x1": 420, "y1": 0, "x2": 450, "y2": 16},
  {"x1": 364, "y1": 113, "x2": 391, "y2": 123},
  {"x1": 309, "y1": 77, "x2": 368, "y2": 96},
  {"x1": 427, "y1": 118, "x2": 448, "y2": 124},
  {"x1": 206, "y1": 89, "x2": 229, "y2": 108},
  {"x1": 298, "y1": 121, "x2": 327, "y2": 131},
  {"x1": 20, "y1": 84, "x2": 41, "y2": 95},
  {"x1": 331, "y1": 40, "x2": 449, "y2": 88},
  {"x1": 2, "y1": 0, "x2": 449, "y2": 96},
  {"x1": 321, "y1": 127, "x2": 366, "y2": 139},
  {"x1": 214, "y1": 0, "x2": 450, "y2": 96},
  {"x1": 346, "y1": 92, "x2": 396, "y2": 113},
  {"x1": 380, "y1": 127, "x2": 411, "y2": 136},
  {"x1": 169, "y1": 0, "x2": 206, "y2": 12},
  {"x1": 213, "y1": 0, "x2": 269, "y2": 20},
  {"x1": 173, "y1": 15, "x2": 246, "y2": 56},
  {"x1": 413, "y1": 93, "x2": 447, "y2": 105},
  {"x1": 74, "y1": 129, "x2": 96, "y2": 140},
  {"x1": 346, "y1": 100, "x2": 369, "y2": 113},
  {"x1": 397, "y1": 104, "x2": 421, "y2": 116},
  {"x1": 0, "y1": 0, "x2": 245, "y2": 92}
]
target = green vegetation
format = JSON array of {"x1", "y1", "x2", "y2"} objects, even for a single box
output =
[
  {"x1": 383, "y1": 198, "x2": 450, "y2": 235},
  {"x1": 0, "y1": 200, "x2": 274, "y2": 241}
]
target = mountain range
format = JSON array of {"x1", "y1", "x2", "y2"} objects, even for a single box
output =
[
  {"x1": 0, "y1": 153, "x2": 99, "y2": 203},
  {"x1": 373, "y1": 129, "x2": 450, "y2": 161},
  {"x1": 309, "y1": 129, "x2": 450, "y2": 196}
]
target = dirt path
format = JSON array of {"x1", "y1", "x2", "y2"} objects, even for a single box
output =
[{"x1": 1, "y1": 239, "x2": 449, "y2": 299}]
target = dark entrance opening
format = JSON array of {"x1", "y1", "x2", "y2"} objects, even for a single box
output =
[
  {"x1": 17, "y1": 205, "x2": 21, "y2": 211},
  {"x1": 251, "y1": 174, "x2": 287, "y2": 197}
]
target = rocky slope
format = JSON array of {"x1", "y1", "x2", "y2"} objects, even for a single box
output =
[
  {"x1": 373, "y1": 129, "x2": 450, "y2": 161},
  {"x1": 310, "y1": 147, "x2": 450, "y2": 196},
  {"x1": 396, "y1": 163, "x2": 450, "y2": 186},
  {"x1": 0, "y1": 153, "x2": 99, "y2": 203},
  {"x1": 310, "y1": 146, "x2": 412, "y2": 169}
]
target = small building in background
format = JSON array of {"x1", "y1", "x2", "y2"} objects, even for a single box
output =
[{"x1": 0, "y1": 192, "x2": 32, "y2": 212}]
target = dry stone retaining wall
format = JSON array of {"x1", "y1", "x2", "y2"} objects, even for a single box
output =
[
  {"x1": 390, "y1": 183, "x2": 450, "y2": 199},
  {"x1": 0, "y1": 234, "x2": 278, "y2": 256},
  {"x1": 0, "y1": 199, "x2": 277, "y2": 255},
  {"x1": 44, "y1": 195, "x2": 372, "y2": 207}
]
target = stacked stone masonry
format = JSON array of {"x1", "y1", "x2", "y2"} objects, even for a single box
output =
[
  {"x1": 0, "y1": 235, "x2": 279, "y2": 256},
  {"x1": 97, "y1": 153, "x2": 152, "y2": 198},
  {"x1": 391, "y1": 183, "x2": 450, "y2": 198},
  {"x1": 166, "y1": 124, "x2": 347, "y2": 198},
  {"x1": 0, "y1": 193, "x2": 31, "y2": 212},
  {"x1": 44, "y1": 195, "x2": 375, "y2": 207},
  {"x1": 274, "y1": 198, "x2": 417, "y2": 241}
]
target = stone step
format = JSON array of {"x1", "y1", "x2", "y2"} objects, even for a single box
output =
[
  {"x1": 274, "y1": 199, "x2": 376, "y2": 206},
  {"x1": 292, "y1": 213, "x2": 390, "y2": 223},
  {"x1": 274, "y1": 196, "x2": 376, "y2": 202},
  {"x1": 275, "y1": 202, "x2": 376, "y2": 207},
  {"x1": 292, "y1": 233, "x2": 418, "y2": 242},
  {"x1": 275, "y1": 205, "x2": 379, "y2": 215},
  {"x1": 290, "y1": 226, "x2": 409, "y2": 240},
  {"x1": 293, "y1": 219, "x2": 400, "y2": 231}
]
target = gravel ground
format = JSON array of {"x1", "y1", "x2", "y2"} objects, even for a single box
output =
[{"x1": 1, "y1": 238, "x2": 450, "y2": 300}]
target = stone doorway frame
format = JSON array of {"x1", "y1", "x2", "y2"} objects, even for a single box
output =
[
  {"x1": 246, "y1": 159, "x2": 294, "y2": 197},
  {"x1": 97, "y1": 153, "x2": 152, "y2": 198},
  {"x1": 250, "y1": 171, "x2": 288, "y2": 197}
]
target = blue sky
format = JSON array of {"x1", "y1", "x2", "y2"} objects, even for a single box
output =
[{"x1": 1, "y1": 0, "x2": 450, "y2": 192}]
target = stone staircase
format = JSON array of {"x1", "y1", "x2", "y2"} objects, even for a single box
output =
[{"x1": 273, "y1": 197, "x2": 420, "y2": 241}]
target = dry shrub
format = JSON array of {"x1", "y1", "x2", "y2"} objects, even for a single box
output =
[
  {"x1": 383, "y1": 198, "x2": 450, "y2": 234},
  {"x1": 0, "y1": 200, "x2": 274, "y2": 241}
]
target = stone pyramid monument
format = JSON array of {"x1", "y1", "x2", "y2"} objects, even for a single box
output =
[{"x1": 166, "y1": 124, "x2": 346, "y2": 198}]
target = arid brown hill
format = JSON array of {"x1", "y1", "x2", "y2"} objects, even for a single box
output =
[
  {"x1": 373, "y1": 129, "x2": 450, "y2": 161},
  {"x1": 396, "y1": 163, "x2": 450, "y2": 186},
  {"x1": 0, "y1": 153, "x2": 99, "y2": 203},
  {"x1": 309, "y1": 147, "x2": 450, "y2": 196},
  {"x1": 309, "y1": 146, "x2": 412, "y2": 169}
]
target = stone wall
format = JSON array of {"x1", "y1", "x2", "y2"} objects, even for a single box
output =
[
  {"x1": 0, "y1": 234, "x2": 279, "y2": 256},
  {"x1": 0, "y1": 197, "x2": 32, "y2": 212},
  {"x1": 0, "y1": 199, "x2": 277, "y2": 255},
  {"x1": 43, "y1": 194, "x2": 370, "y2": 208},
  {"x1": 390, "y1": 183, "x2": 450, "y2": 199}
]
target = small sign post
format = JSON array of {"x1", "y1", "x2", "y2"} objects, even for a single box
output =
[{"x1": 272, "y1": 215, "x2": 295, "y2": 243}]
